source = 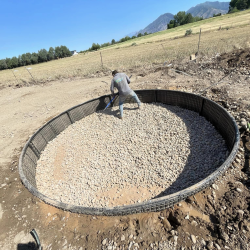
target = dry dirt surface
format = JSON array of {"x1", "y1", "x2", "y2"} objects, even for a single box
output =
[{"x1": 0, "y1": 48, "x2": 250, "y2": 250}]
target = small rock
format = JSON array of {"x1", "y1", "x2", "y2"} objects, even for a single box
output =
[
  {"x1": 170, "y1": 230, "x2": 177, "y2": 236},
  {"x1": 121, "y1": 235, "x2": 125, "y2": 241},
  {"x1": 102, "y1": 239, "x2": 107, "y2": 245},
  {"x1": 162, "y1": 218, "x2": 172, "y2": 231},
  {"x1": 190, "y1": 235, "x2": 196, "y2": 244},
  {"x1": 207, "y1": 241, "x2": 214, "y2": 250},
  {"x1": 220, "y1": 231, "x2": 229, "y2": 241},
  {"x1": 235, "y1": 158, "x2": 241, "y2": 164},
  {"x1": 129, "y1": 234, "x2": 133, "y2": 239},
  {"x1": 62, "y1": 239, "x2": 67, "y2": 246},
  {"x1": 191, "y1": 220, "x2": 198, "y2": 227},
  {"x1": 215, "y1": 243, "x2": 221, "y2": 250},
  {"x1": 128, "y1": 242, "x2": 133, "y2": 250},
  {"x1": 185, "y1": 214, "x2": 189, "y2": 220},
  {"x1": 240, "y1": 120, "x2": 247, "y2": 129},
  {"x1": 212, "y1": 184, "x2": 218, "y2": 190},
  {"x1": 236, "y1": 188, "x2": 242, "y2": 193},
  {"x1": 237, "y1": 210, "x2": 244, "y2": 216},
  {"x1": 238, "y1": 148, "x2": 244, "y2": 153},
  {"x1": 200, "y1": 238, "x2": 206, "y2": 246}
]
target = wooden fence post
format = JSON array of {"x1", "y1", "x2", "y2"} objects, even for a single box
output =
[
  {"x1": 197, "y1": 28, "x2": 202, "y2": 55},
  {"x1": 100, "y1": 52, "x2": 103, "y2": 68}
]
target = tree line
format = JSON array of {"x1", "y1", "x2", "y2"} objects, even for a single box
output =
[
  {"x1": 167, "y1": 12, "x2": 203, "y2": 29},
  {"x1": 229, "y1": 0, "x2": 250, "y2": 12},
  {"x1": 0, "y1": 45, "x2": 72, "y2": 71},
  {"x1": 80, "y1": 32, "x2": 149, "y2": 53}
]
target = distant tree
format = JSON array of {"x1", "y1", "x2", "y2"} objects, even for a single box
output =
[
  {"x1": 144, "y1": 32, "x2": 148, "y2": 35},
  {"x1": 60, "y1": 46, "x2": 71, "y2": 57},
  {"x1": 38, "y1": 49, "x2": 48, "y2": 62},
  {"x1": 0, "y1": 45, "x2": 72, "y2": 69},
  {"x1": 137, "y1": 33, "x2": 142, "y2": 37},
  {"x1": 31, "y1": 52, "x2": 39, "y2": 64},
  {"x1": 213, "y1": 13, "x2": 222, "y2": 17},
  {"x1": 90, "y1": 43, "x2": 101, "y2": 51},
  {"x1": 47, "y1": 47, "x2": 55, "y2": 61},
  {"x1": 132, "y1": 36, "x2": 136, "y2": 39},
  {"x1": 18, "y1": 55, "x2": 22, "y2": 67},
  {"x1": 5, "y1": 58, "x2": 12, "y2": 69},
  {"x1": 111, "y1": 39, "x2": 116, "y2": 44},
  {"x1": 193, "y1": 16, "x2": 203, "y2": 21},
  {"x1": 54, "y1": 46, "x2": 62, "y2": 58},
  {"x1": 21, "y1": 54, "x2": 27, "y2": 66},
  {"x1": 167, "y1": 20, "x2": 177, "y2": 29},
  {"x1": 25, "y1": 53, "x2": 32, "y2": 65},
  {"x1": 168, "y1": 12, "x2": 202, "y2": 29},
  {"x1": 101, "y1": 42, "x2": 110, "y2": 48},
  {"x1": 174, "y1": 11, "x2": 187, "y2": 25},
  {"x1": 185, "y1": 13, "x2": 194, "y2": 23},
  {"x1": 229, "y1": 0, "x2": 237, "y2": 12},
  {"x1": 119, "y1": 36, "x2": 131, "y2": 43},
  {"x1": 230, "y1": 7, "x2": 240, "y2": 12},
  {"x1": 0, "y1": 59, "x2": 7, "y2": 70},
  {"x1": 228, "y1": 0, "x2": 249, "y2": 12},
  {"x1": 236, "y1": 0, "x2": 248, "y2": 9},
  {"x1": 11, "y1": 56, "x2": 18, "y2": 68}
]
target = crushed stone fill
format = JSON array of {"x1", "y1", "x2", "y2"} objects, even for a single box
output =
[{"x1": 36, "y1": 103, "x2": 228, "y2": 208}]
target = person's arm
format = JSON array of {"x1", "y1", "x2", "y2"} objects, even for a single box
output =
[
  {"x1": 110, "y1": 79, "x2": 115, "y2": 95},
  {"x1": 125, "y1": 74, "x2": 131, "y2": 84}
]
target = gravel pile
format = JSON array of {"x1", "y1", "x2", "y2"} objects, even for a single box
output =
[{"x1": 36, "y1": 103, "x2": 228, "y2": 208}]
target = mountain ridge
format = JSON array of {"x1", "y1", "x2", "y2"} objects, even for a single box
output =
[
  {"x1": 128, "y1": 1, "x2": 230, "y2": 36},
  {"x1": 187, "y1": 1, "x2": 229, "y2": 18}
]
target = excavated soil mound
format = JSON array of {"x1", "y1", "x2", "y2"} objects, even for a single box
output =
[{"x1": 217, "y1": 48, "x2": 250, "y2": 69}]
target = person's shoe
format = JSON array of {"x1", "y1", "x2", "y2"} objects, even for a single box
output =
[
  {"x1": 138, "y1": 104, "x2": 142, "y2": 109},
  {"x1": 118, "y1": 115, "x2": 123, "y2": 119}
]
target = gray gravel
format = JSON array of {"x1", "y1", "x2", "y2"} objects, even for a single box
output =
[{"x1": 36, "y1": 103, "x2": 228, "y2": 208}]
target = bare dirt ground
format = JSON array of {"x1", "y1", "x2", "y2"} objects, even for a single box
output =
[{"x1": 0, "y1": 48, "x2": 250, "y2": 250}]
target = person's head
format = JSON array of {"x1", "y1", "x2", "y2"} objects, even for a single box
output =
[{"x1": 112, "y1": 70, "x2": 118, "y2": 76}]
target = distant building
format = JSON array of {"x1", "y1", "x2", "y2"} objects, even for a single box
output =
[{"x1": 71, "y1": 50, "x2": 78, "y2": 56}]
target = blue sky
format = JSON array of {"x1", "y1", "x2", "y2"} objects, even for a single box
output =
[{"x1": 1, "y1": 0, "x2": 222, "y2": 59}]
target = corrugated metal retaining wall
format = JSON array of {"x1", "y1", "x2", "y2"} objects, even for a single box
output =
[{"x1": 19, "y1": 90, "x2": 240, "y2": 216}]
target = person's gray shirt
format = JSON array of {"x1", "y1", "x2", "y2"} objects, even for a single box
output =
[{"x1": 110, "y1": 73, "x2": 132, "y2": 97}]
